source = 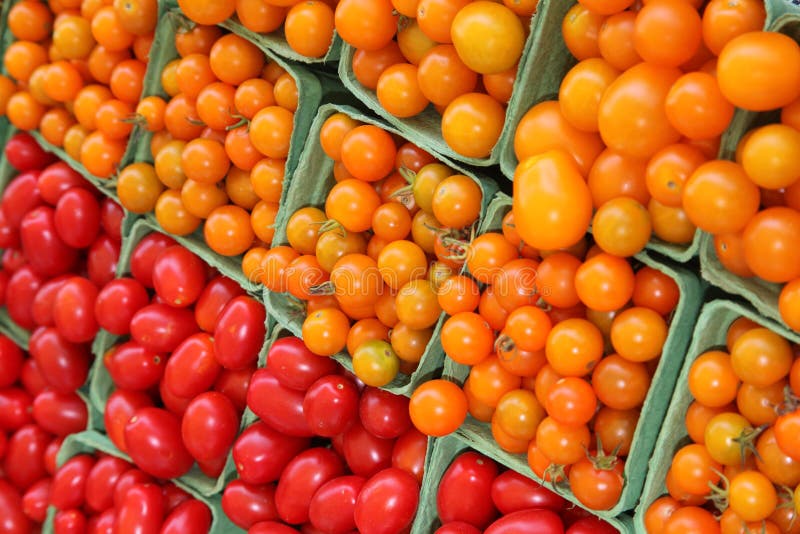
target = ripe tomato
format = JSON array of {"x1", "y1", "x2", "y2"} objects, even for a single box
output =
[
  {"x1": 214, "y1": 296, "x2": 266, "y2": 370},
  {"x1": 103, "y1": 390, "x2": 153, "y2": 453},
  {"x1": 4, "y1": 424, "x2": 50, "y2": 490},
  {"x1": 20, "y1": 206, "x2": 78, "y2": 278},
  {"x1": 152, "y1": 245, "x2": 207, "y2": 308},
  {"x1": 32, "y1": 390, "x2": 87, "y2": 437},
  {"x1": 124, "y1": 407, "x2": 195, "y2": 479},
  {"x1": 633, "y1": 0, "x2": 702, "y2": 67},
  {"x1": 717, "y1": 31, "x2": 800, "y2": 111},
  {"x1": 0, "y1": 479, "x2": 32, "y2": 534},
  {"x1": 129, "y1": 232, "x2": 177, "y2": 288},
  {"x1": 94, "y1": 278, "x2": 149, "y2": 336},
  {"x1": 302, "y1": 374, "x2": 360, "y2": 438},
  {"x1": 221, "y1": 480, "x2": 279, "y2": 529},
  {"x1": 247, "y1": 368, "x2": 314, "y2": 437},
  {"x1": 483, "y1": 508, "x2": 564, "y2": 534},
  {"x1": 52, "y1": 277, "x2": 99, "y2": 344},
  {"x1": 50, "y1": 454, "x2": 95, "y2": 511},
  {"x1": 335, "y1": 0, "x2": 398, "y2": 51},
  {"x1": 0, "y1": 336, "x2": 23, "y2": 389},
  {"x1": 513, "y1": 150, "x2": 592, "y2": 250},
  {"x1": 354, "y1": 468, "x2": 419, "y2": 534},
  {"x1": 359, "y1": 387, "x2": 411, "y2": 439},
  {"x1": 84, "y1": 455, "x2": 131, "y2": 513},
  {"x1": 342, "y1": 419, "x2": 394, "y2": 477},
  {"x1": 116, "y1": 483, "x2": 165, "y2": 534},
  {"x1": 275, "y1": 447, "x2": 346, "y2": 525},
  {"x1": 129, "y1": 303, "x2": 199, "y2": 353},
  {"x1": 437, "y1": 452, "x2": 498, "y2": 528},
  {"x1": 308, "y1": 475, "x2": 365, "y2": 534},
  {"x1": 181, "y1": 391, "x2": 239, "y2": 462},
  {"x1": 232, "y1": 421, "x2": 311, "y2": 485},
  {"x1": 490, "y1": 469, "x2": 566, "y2": 514},
  {"x1": 161, "y1": 499, "x2": 213, "y2": 534},
  {"x1": 568, "y1": 455, "x2": 625, "y2": 510},
  {"x1": 29, "y1": 326, "x2": 91, "y2": 394}
]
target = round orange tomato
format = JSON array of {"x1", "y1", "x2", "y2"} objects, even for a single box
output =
[{"x1": 450, "y1": 1, "x2": 525, "y2": 75}]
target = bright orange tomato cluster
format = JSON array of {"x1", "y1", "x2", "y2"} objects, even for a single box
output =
[
  {"x1": 177, "y1": 0, "x2": 337, "y2": 59},
  {"x1": 113, "y1": 24, "x2": 299, "y2": 265},
  {"x1": 408, "y1": 205, "x2": 681, "y2": 511},
  {"x1": 513, "y1": 0, "x2": 800, "y2": 263},
  {"x1": 336, "y1": 0, "x2": 532, "y2": 158},
  {"x1": 645, "y1": 317, "x2": 800, "y2": 534},
  {"x1": 0, "y1": 0, "x2": 158, "y2": 177},
  {"x1": 259, "y1": 112, "x2": 484, "y2": 387}
]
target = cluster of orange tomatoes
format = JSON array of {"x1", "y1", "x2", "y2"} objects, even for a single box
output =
[
  {"x1": 258, "y1": 111, "x2": 486, "y2": 388},
  {"x1": 111, "y1": 20, "x2": 300, "y2": 264},
  {"x1": 337, "y1": 0, "x2": 530, "y2": 159},
  {"x1": 645, "y1": 317, "x2": 800, "y2": 534},
  {"x1": 409, "y1": 205, "x2": 681, "y2": 512},
  {"x1": 511, "y1": 0, "x2": 800, "y2": 270},
  {"x1": 0, "y1": 0, "x2": 156, "y2": 178}
]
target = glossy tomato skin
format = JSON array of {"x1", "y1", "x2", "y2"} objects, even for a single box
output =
[
  {"x1": 113, "y1": 470, "x2": 154, "y2": 510},
  {"x1": 54, "y1": 508, "x2": 87, "y2": 533},
  {"x1": 435, "y1": 522, "x2": 482, "y2": 534},
  {"x1": 161, "y1": 499, "x2": 213, "y2": 534},
  {"x1": 130, "y1": 303, "x2": 199, "y2": 353},
  {"x1": 6, "y1": 265, "x2": 45, "y2": 330},
  {"x1": 359, "y1": 387, "x2": 411, "y2": 439},
  {"x1": 214, "y1": 366, "x2": 255, "y2": 412},
  {"x1": 214, "y1": 296, "x2": 266, "y2": 370},
  {"x1": 84, "y1": 455, "x2": 131, "y2": 513},
  {"x1": 20, "y1": 206, "x2": 78, "y2": 278},
  {"x1": 221, "y1": 480, "x2": 279, "y2": 529},
  {"x1": 152, "y1": 246, "x2": 207, "y2": 307},
  {"x1": 266, "y1": 336, "x2": 339, "y2": 391},
  {"x1": 94, "y1": 278, "x2": 150, "y2": 336},
  {"x1": 21, "y1": 478, "x2": 51, "y2": 523},
  {"x1": 308, "y1": 475, "x2": 366, "y2": 534},
  {"x1": 104, "y1": 340, "x2": 166, "y2": 391},
  {"x1": 1, "y1": 171, "x2": 43, "y2": 228},
  {"x1": 566, "y1": 517, "x2": 618, "y2": 534},
  {"x1": 54, "y1": 188, "x2": 101, "y2": 248},
  {"x1": 0, "y1": 388, "x2": 33, "y2": 430},
  {"x1": 484, "y1": 509, "x2": 564, "y2": 534},
  {"x1": 28, "y1": 327, "x2": 90, "y2": 393},
  {"x1": 392, "y1": 427, "x2": 428, "y2": 483},
  {"x1": 194, "y1": 275, "x2": 245, "y2": 332},
  {"x1": 250, "y1": 521, "x2": 301, "y2": 533},
  {"x1": 303, "y1": 375, "x2": 360, "y2": 437},
  {"x1": 53, "y1": 277, "x2": 100, "y2": 344},
  {"x1": 0, "y1": 479, "x2": 31, "y2": 533},
  {"x1": 91, "y1": 508, "x2": 116, "y2": 534},
  {"x1": 163, "y1": 333, "x2": 221, "y2": 399},
  {"x1": 490, "y1": 470, "x2": 567, "y2": 514},
  {"x1": 0, "y1": 336, "x2": 23, "y2": 390},
  {"x1": 104, "y1": 389, "x2": 154, "y2": 453},
  {"x1": 116, "y1": 483, "x2": 166, "y2": 534},
  {"x1": 181, "y1": 391, "x2": 240, "y2": 462},
  {"x1": 99, "y1": 198, "x2": 124, "y2": 242},
  {"x1": 31, "y1": 275, "x2": 71, "y2": 328},
  {"x1": 130, "y1": 233, "x2": 178, "y2": 288},
  {"x1": 247, "y1": 368, "x2": 314, "y2": 437},
  {"x1": 50, "y1": 454, "x2": 95, "y2": 511},
  {"x1": 4, "y1": 424, "x2": 50, "y2": 490},
  {"x1": 43, "y1": 437, "x2": 63, "y2": 476},
  {"x1": 438, "y1": 452, "x2": 499, "y2": 529},
  {"x1": 124, "y1": 407, "x2": 195, "y2": 479},
  {"x1": 342, "y1": 420, "x2": 394, "y2": 478},
  {"x1": 86, "y1": 234, "x2": 121, "y2": 288},
  {"x1": 37, "y1": 162, "x2": 90, "y2": 206},
  {"x1": 5, "y1": 132, "x2": 55, "y2": 172},
  {"x1": 32, "y1": 390, "x2": 88, "y2": 436},
  {"x1": 354, "y1": 467, "x2": 420, "y2": 534},
  {"x1": 232, "y1": 420, "x2": 311, "y2": 485},
  {"x1": 275, "y1": 447, "x2": 346, "y2": 525}
]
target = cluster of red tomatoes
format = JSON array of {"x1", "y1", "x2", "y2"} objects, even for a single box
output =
[
  {"x1": 407, "y1": 203, "x2": 680, "y2": 511},
  {"x1": 41, "y1": 449, "x2": 214, "y2": 533},
  {"x1": 0, "y1": 134, "x2": 127, "y2": 532},
  {"x1": 226, "y1": 336, "x2": 427, "y2": 533},
  {"x1": 260, "y1": 111, "x2": 485, "y2": 387},
  {"x1": 432, "y1": 448, "x2": 618, "y2": 533},
  {"x1": 337, "y1": 0, "x2": 530, "y2": 158},
  {"x1": 99, "y1": 234, "x2": 266, "y2": 481},
  {"x1": 113, "y1": 19, "x2": 299, "y2": 268},
  {"x1": 645, "y1": 317, "x2": 800, "y2": 534},
  {"x1": 0, "y1": 0, "x2": 156, "y2": 178}
]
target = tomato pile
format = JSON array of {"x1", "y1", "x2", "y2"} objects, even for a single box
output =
[
  {"x1": 335, "y1": 0, "x2": 530, "y2": 159},
  {"x1": 432, "y1": 448, "x2": 618, "y2": 533},
  {"x1": 644, "y1": 316, "x2": 800, "y2": 533},
  {"x1": 114, "y1": 19, "x2": 299, "y2": 267},
  {"x1": 45, "y1": 448, "x2": 214, "y2": 533},
  {"x1": 227, "y1": 336, "x2": 426, "y2": 533},
  {"x1": 0, "y1": 0, "x2": 156, "y2": 177},
  {"x1": 264, "y1": 111, "x2": 487, "y2": 387}
]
